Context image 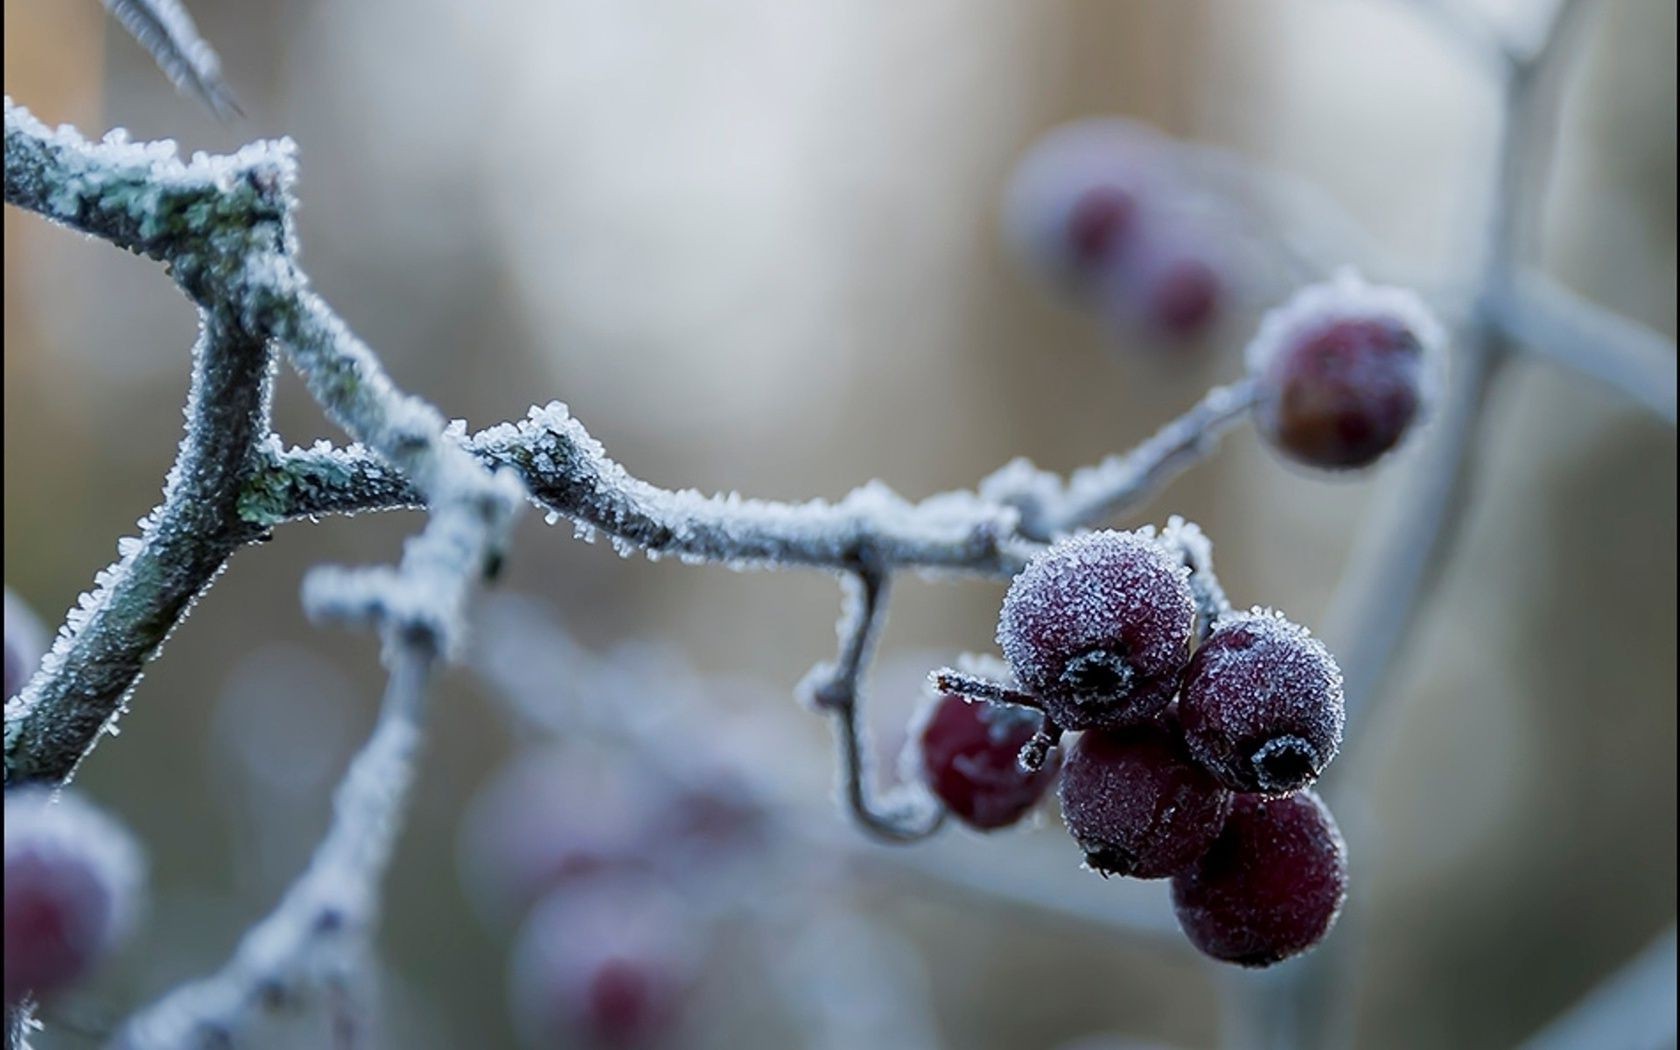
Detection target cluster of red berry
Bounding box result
[917,530,1350,967]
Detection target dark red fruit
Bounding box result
[4,791,141,1006]
[458,751,657,926]
[1057,719,1231,879]
[1254,316,1427,469]
[1144,255,1222,339]
[1170,791,1348,968]
[1179,611,1343,796]
[509,879,696,1049]
[997,530,1195,731]
[1002,120,1159,296]
[915,693,1059,831]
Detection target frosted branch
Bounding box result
[114,649,434,1049]
[981,380,1258,541]
[3,102,288,784]
[802,569,946,843]
[1490,269,1677,424]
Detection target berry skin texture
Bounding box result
[1179,610,1344,796]
[508,879,696,1049]
[1170,790,1348,968]
[4,587,46,702]
[1057,719,1232,879]
[4,790,143,1007]
[1248,272,1445,471]
[997,530,1196,731]
[915,692,1060,831]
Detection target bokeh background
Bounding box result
[3,1,1674,1047]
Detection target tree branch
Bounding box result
[1489,269,1677,424]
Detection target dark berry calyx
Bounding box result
[1059,648,1136,703]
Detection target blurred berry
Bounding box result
[1002,119,1160,296]
[1058,718,1231,878]
[4,790,143,1006]
[997,530,1195,731]
[5,587,46,702]
[914,692,1059,831]
[458,750,658,926]
[1170,791,1348,967]
[1249,273,1444,470]
[1180,611,1344,796]
[508,878,697,1049]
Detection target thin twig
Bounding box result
[113,649,435,1049]
[1489,269,1677,424]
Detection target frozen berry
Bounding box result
[1058,719,1231,878]
[1099,222,1226,343]
[4,587,46,702]
[914,692,1059,831]
[1170,790,1348,967]
[1249,273,1444,470]
[508,878,697,1049]
[4,790,143,1006]
[997,530,1195,731]
[458,750,658,926]
[1002,120,1161,296]
[1179,611,1344,796]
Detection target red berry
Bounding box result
[458,751,658,926]
[1143,254,1222,339]
[508,879,696,1049]
[1249,274,1442,470]
[4,587,46,702]
[1179,611,1344,796]
[1170,791,1348,967]
[1002,120,1160,296]
[4,790,142,1006]
[1057,719,1231,878]
[997,530,1195,731]
[915,692,1059,831]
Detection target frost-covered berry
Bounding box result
[4,790,143,1006]
[914,692,1059,831]
[1057,719,1231,878]
[997,530,1195,731]
[1248,272,1444,470]
[509,879,697,1049]
[4,587,46,702]
[458,751,658,926]
[1002,120,1161,296]
[1170,790,1348,968]
[1179,611,1343,796]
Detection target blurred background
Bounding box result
[3,1,1674,1047]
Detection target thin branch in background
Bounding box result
[1491,270,1678,425]
[102,0,243,119]
[114,649,434,1049]
[1516,926,1677,1050]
